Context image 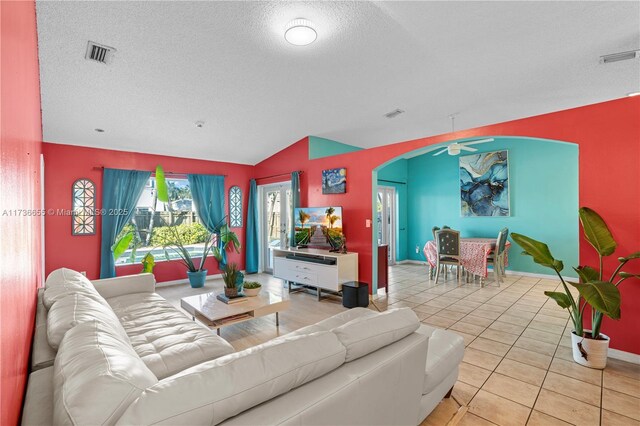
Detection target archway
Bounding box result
[370,136,579,294]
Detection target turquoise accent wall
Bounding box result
[308,136,363,159]
[377,159,408,261]
[406,137,579,277]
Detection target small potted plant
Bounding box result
[221,262,240,297]
[243,281,262,297]
[512,207,639,369]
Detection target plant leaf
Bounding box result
[155,165,169,203]
[544,291,572,309]
[511,233,564,272]
[141,252,155,273]
[579,207,616,257]
[568,280,621,320]
[574,266,599,283]
[619,272,640,279]
[112,232,133,260]
[621,252,640,261]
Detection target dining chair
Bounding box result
[434,229,461,285]
[432,226,440,240]
[487,227,509,286]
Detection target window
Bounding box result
[115,176,208,265]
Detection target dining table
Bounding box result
[423,238,511,279]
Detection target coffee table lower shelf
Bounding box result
[180,291,289,336]
[193,311,280,335]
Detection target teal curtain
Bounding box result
[100,168,151,278]
[245,179,259,274]
[187,174,226,268]
[290,171,300,246]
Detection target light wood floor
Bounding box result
[158,264,640,426]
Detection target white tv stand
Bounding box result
[272,247,358,301]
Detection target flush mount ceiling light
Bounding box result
[285,19,317,46]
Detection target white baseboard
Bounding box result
[155,273,224,288]
[395,259,427,266]
[608,348,640,364]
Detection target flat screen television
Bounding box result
[293,206,343,249]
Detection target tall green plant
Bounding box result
[154,165,240,272]
[512,207,639,341]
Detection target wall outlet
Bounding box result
[415,245,420,254]
[365,219,371,228]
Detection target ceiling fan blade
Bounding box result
[459,146,478,152]
[432,147,449,156]
[461,138,495,146]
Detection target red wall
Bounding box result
[43,143,253,282]
[0,1,43,424]
[256,97,640,354]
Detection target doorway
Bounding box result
[377,185,396,265]
[259,182,292,273]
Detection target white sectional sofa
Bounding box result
[22,268,464,426]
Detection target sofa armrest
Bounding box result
[91,273,155,299]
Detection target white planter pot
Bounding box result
[243,287,261,297]
[571,330,609,369]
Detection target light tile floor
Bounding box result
[381,264,640,426]
[158,264,640,426]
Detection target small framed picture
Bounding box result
[322,168,347,194]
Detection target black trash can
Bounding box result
[342,281,369,308]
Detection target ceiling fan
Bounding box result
[432,138,495,156]
[432,114,494,156]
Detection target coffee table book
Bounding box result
[216,293,248,304]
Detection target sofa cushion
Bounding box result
[415,324,465,395]
[47,292,130,349]
[43,267,109,310]
[22,366,54,426]
[53,321,158,425]
[32,288,57,370]
[286,307,377,337]
[116,331,346,426]
[107,292,235,379]
[332,307,420,362]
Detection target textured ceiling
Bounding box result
[36,1,640,165]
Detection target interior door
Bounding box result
[260,182,292,273]
[376,186,397,265]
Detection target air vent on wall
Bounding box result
[599,50,639,64]
[384,109,405,119]
[85,41,115,64]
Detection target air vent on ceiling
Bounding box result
[85,41,115,64]
[599,50,639,64]
[384,109,405,119]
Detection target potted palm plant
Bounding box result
[512,207,639,369]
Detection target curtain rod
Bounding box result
[378,179,407,185]
[92,166,227,177]
[255,170,303,181]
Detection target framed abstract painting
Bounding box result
[460,150,509,217]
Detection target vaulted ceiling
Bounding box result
[36,1,639,164]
